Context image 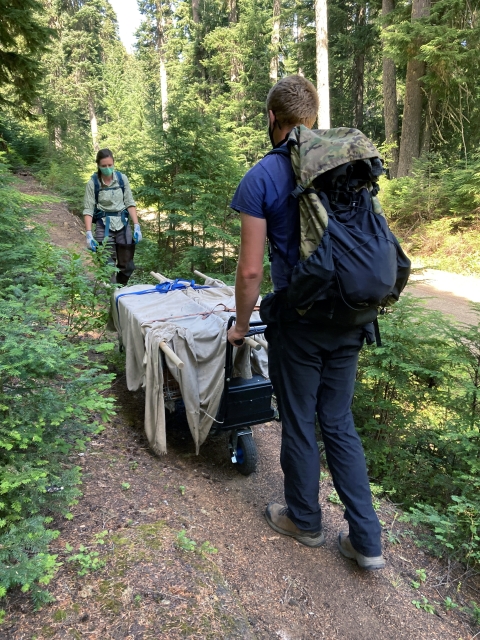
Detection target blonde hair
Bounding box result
[266,75,319,129]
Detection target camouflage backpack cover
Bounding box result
[288,125,384,259]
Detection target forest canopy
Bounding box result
[1,0,479,277]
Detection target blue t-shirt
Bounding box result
[230,148,299,291]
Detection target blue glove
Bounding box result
[133,223,142,244]
[86,230,98,252]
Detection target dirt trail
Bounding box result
[407,269,480,325]
[6,174,478,640]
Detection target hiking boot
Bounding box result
[337,531,385,570]
[265,502,325,548]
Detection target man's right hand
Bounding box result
[227,323,249,347]
[86,230,98,252]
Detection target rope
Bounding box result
[139,304,261,327]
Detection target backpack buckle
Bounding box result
[291,185,305,198]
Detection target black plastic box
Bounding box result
[218,374,275,429]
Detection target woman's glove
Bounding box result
[86,230,98,252]
[133,223,142,244]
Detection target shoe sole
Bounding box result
[337,534,385,570]
[265,512,326,548]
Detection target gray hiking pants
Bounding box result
[95,220,135,285]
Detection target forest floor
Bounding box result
[4,172,480,640]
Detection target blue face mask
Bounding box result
[99,166,114,177]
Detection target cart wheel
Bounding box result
[234,433,257,476]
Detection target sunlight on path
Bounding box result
[409,269,480,303]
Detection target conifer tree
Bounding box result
[0,0,53,110]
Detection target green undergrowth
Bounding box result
[379,154,480,276]
[353,295,480,567]
[0,115,90,216]
[0,155,116,613]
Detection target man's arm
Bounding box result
[227,213,267,345]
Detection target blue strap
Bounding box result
[115,279,210,317]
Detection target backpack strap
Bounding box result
[373,317,382,347]
[92,173,100,205]
[91,171,128,230]
[115,170,125,197]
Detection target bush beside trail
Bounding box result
[0,156,116,614]
[379,154,480,276]
[354,295,480,567]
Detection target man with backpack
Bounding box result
[227,75,409,570]
[83,148,142,285]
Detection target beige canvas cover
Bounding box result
[112,280,268,456]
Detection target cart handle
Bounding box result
[193,269,208,280]
[150,271,169,283]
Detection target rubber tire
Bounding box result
[234,433,258,476]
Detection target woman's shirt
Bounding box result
[83,172,136,232]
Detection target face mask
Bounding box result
[99,166,114,177]
[268,124,276,148]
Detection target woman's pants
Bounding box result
[94,220,135,285]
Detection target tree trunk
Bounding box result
[294,14,304,76]
[397,0,431,178]
[88,93,99,152]
[270,0,281,84]
[155,1,169,130]
[421,91,438,155]
[54,126,62,150]
[228,0,237,24]
[159,54,168,130]
[352,5,365,130]
[192,0,200,23]
[229,0,240,83]
[382,0,399,177]
[315,0,330,128]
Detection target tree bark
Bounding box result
[155,0,168,130]
[192,0,200,23]
[382,0,399,177]
[88,93,99,152]
[315,0,330,128]
[228,0,237,24]
[294,14,304,76]
[397,0,431,178]
[54,126,62,150]
[352,5,365,130]
[421,91,438,155]
[270,0,281,84]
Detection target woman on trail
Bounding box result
[83,148,142,285]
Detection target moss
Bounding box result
[96,580,127,614]
[110,534,129,546]
[52,609,67,622]
[137,521,166,550]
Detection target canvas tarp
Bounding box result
[111,279,267,456]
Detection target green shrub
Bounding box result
[0,157,116,608]
[354,296,480,565]
[379,155,480,275]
